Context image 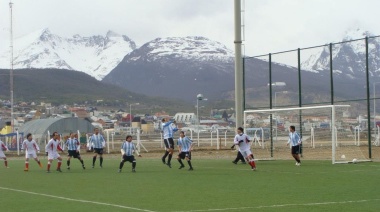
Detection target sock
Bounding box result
[25,162,29,169]
[187,160,193,169]
[79,159,84,165]
[67,160,70,167]
[168,154,172,163]
[119,161,124,170]
[132,162,136,169]
[37,160,41,165]
[5,160,8,167]
[57,160,62,169]
[100,157,103,166]
[162,151,169,160]
[92,156,96,166]
[249,159,256,168]
[47,162,51,171]
[178,159,184,166]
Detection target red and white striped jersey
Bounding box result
[22,139,40,153]
[45,139,62,153]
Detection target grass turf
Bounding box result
[0,157,379,212]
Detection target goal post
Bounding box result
[244,105,371,164]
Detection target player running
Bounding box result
[234,127,256,171]
[66,132,85,170]
[0,139,9,168]
[22,133,43,171]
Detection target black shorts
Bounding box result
[122,155,135,163]
[164,138,174,149]
[291,145,301,154]
[68,150,80,158]
[178,151,191,160]
[94,148,104,155]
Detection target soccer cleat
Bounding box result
[56,168,62,172]
[92,166,94,168]
[24,168,28,172]
[46,170,51,173]
[118,169,121,173]
[296,163,301,166]
[232,161,237,164]
[100,165,103,168]
[166,163,172,168]
[67,167,70,170]
[179,165,185,169]
[162,158,166,164]
[252,167,257,171]
[188,167,194,171]
[39,163,43,168]
[295,162,300,166]
[132,169,136,173]
[82,165,86,170]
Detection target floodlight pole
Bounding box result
[9,1,14,132]
[234,0,244,128]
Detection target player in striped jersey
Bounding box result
[0,139,9,168]
[234,127,256,171]
[65,132,85,170]
[88,128,106,168]
[21,133,43,171]
[161,118,178,168]
[45,132,64,173]
[177,131,194,171]
[118,135,141,173]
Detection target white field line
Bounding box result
[172,199,380,212]
[0,186,156,212]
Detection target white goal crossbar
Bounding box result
[244,105,351,164]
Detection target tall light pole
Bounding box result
[9,1,14,132]
[373,82,380,129]
[196,94,207,147]
[129,103,139,134]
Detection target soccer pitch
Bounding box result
[0,157,379,212]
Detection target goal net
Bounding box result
[244,105,371,164]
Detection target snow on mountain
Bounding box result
[0,29,136,80]
[127,36,234,63]
[301,29,380,77]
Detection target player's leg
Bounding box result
[47,158,53,172]
[4,157,8,168]
[186,152,193,170]
[56,156,62,172]
[166,138,174,167]
[131,156,136,172]
[99,149,104,168]
[118,156,126,172]
[34,155,42,168]
[77,154,85,169]
[177,153,185,169]
[247,153,256,170]
[162,139,169,164]
[24,155,30,171]
[67,154,72,170]
[92,151,98,168]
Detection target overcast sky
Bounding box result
[1,0,379,59]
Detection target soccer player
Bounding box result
[0,139,9,168]
[230,144,246,164]
[161,118,178,168]
[66,132,85,170]
[21,133,43,171]
[118,135,141,173]
[88,128,106,168]
[234,127,256,171]
[45,132,64,173]
[287,125,302,166]
[177,131,194,171]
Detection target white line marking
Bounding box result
[172,199,380,212]
[0,186,156,212]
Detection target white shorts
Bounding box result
[26,152,37,159]
[0,151,5,158]
[240,149,252,158]
[48,152,61,160]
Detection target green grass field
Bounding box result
[0,157,379,212]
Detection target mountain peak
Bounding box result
[106,30,120,38]
[343,28,373,41]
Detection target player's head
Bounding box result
[237,127,244,135]
[94,128,99,134]
[126,135,132,142]
[69,132,75,138]
[52,132,59,140]
[26,133,32,141]
[162,118,166,122]
[289,126,295,132]
[180,131,185,138]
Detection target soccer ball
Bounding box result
[352,158,357,164]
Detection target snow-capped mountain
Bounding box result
[0,29,136,80]
[302,29,380,78]
[103,36,236,100]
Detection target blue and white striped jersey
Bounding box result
[288,131,301,146]
[89,133,105,149]
[162,121,178,139]
[66,138,80,151]
[177,136,192,152]
[121,141,136,156]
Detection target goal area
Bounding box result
[244,105,371,164]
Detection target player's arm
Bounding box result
[120,143,125,155]
[162,121,172,127]
[1,142,8,151]
[57,143,64,153]
[33,141,40,153]
[101,135,106,148]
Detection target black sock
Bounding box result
[92,156,96,166]
[119,161,124,170]
[178,159,184,166]
[79,159,84,165]
[67,160,70,166]
[168,154,172,163]
[100,157,103,166]
[162,151,169,159]
[187,160,193,168]
[132,162,136,169]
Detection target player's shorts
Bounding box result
[291,145,301,154]
[94,148,103,154]
[25,152,37,159]
[68,150,80,158]
[0,151,5,158]
[240,149,252,158]
[178,151,191,160]
[48,152,61,160]
[164,138,174,149]
[122,155,135,163]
